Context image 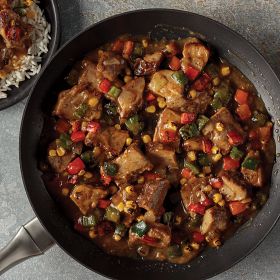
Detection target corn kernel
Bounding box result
[11,19,15,26]
[137,176,145,184]
[211,146,219,154]
[61,188,69,196]
[212,153,222,162]
[125,186,134,194]
[221,66,231,76]
[145,105,156,113]
[142,134,152,144]
[93,146,101,157]
[88,97,99,107]
[78,170,85,176]
[218,199,225,207]
[89,230,97,239]
[213,193,223,203]
[84,172,93,179]
[187,151,196,161]
[117,202,124,212]
[189,89,197,99]
[212,238,222,247]
[136,215,144,222]
[174,216,182,225]
[126,137,132,146]
[125,200,137,209]
[180,178,187,185]
[203,166,211,174]
[203,185,212,192]
[191,242,200,250]
[158,100,167,109]
[113,234,121,241]
[215,122,224,132]
[114,124,121,130]
[212,77,220,86]
[124,75,132,83]
[157,97,165,103]
[142,39,148,48]
[49,149,57,157]
[56,147,66,157]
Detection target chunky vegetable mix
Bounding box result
[41,34,275,265]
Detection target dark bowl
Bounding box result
[20,9,280,280]
[0,0,61,110]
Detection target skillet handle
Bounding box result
[0,217,54,275]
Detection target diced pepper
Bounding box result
[123,40,134,57]
[108,86,121,98]
[99,78,112,93]
[105,206,120,223]
[202,138,213,154]
[192,231,205,243]
[125,115,144,135]
[196,115,209,131]
[79,215,97,227]
[235,89,249,105]
[131,221,149,237]
[146,92,156,102]
[58,133,72,150]
[98,199,111,209]
[185,65,200,80]
[236,104,251,120]
[251,111,267,127]
[112,39,124,53]
[160,129,177,143]
[80,151,96,168]
[230,147,244,160]
[55,119,70,134]
[209,177,223,189]
[114,224,127,237]
[142,235,158,245]
[103,162,118,176]
[67,157,85,175]
[188,203,205,215]
[184,160,200,175]
[179,123,200,140]
[104,103,118,116]
[241,157,259,170]
[70,131,85,143]
[163,212,174,225]
[167,245,182,257]
[223,156,240,171]
[211,82,232,110]
[73,103,88,119]
[227,130,243,146]
[181,168,193,179]
[100,167,112,186]
[71,120,81,133]
[169,56,181,71]
[171,71,188,85]
[192,73,211,91]
[210,97,223,110]
[181,112,196,124]
[229,201,248,215]
[200,197,213,207]
[87,121,101,133]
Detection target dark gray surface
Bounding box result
[0,0,279,279]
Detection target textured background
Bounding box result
[0,0,280,279]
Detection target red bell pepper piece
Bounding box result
[192,231,205,243]
[99,78,112,93]
[234,89,249,105]
[184,65,200,80]
[71,120,81,133]
[123,40,134,57]
[160,129,177,143]
[71,131,85,142]
[180,112,196,124]
[67,157,85,175]
[87,121,101,133]
[98,199,111,209]
[181,168,193,179]
[169,56,181,71]
[100,167,112,186]
[200,197,213,207]
[209,177,223,189]
[188,203,205,215]
[202,138,213,154]
[146,92,156,102]
[229,201,248,215]
[249,129,258,139]
[142,235,158,245]
[192,73,211,91]
[55,119,71,134]
[227,130,244,146]
[112,39,124,53]
[236,104,252,120]
[223,156,240,171]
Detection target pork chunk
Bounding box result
[137,179,170,215]
[185,91,212,114]
[146,142,178,170]
[78,60,102,89]
[202,107,246,154]
[70,184,108,215]
[201,206,229,235]
[113,143,153,185]
[117,77,145,119]
[183,137,203,151]
[53,84,102,121]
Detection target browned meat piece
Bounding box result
[47,141,82,173]
[97,50,126,81]
[113,143,153,185]
[185,91,212,114]
[85,127,129,158]
[70,184,108,215]
[181,37,210,73]
[183,137,203,151]
[137,179,170,215]
[128,223,171,249]
[202,107,246,154]
[117,77,145,119]
[181,177,209,209]
[220,171,248,201]
[146,142,178,170]
[134,51,163,76]
[148,70,188,111]
[153,108,181,150]
[241,150,264,187]
[78,59,102,89]
[201,206,229,235]
[53,84,102,121]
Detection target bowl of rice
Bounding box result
[0,0,60,110]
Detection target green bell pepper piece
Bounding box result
[230,147,244,160]
[171,71,188,86]
[131,221,149,237]
[242,157,259,170]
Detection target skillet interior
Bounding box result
[20,9,280,280]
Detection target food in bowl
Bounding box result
[40,34,275,264]
[0,0,51,99]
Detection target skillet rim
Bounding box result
[19,8,280,280]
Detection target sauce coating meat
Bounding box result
[40,34,275,264]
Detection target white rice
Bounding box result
[0,1,51,99]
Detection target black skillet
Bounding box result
[1,9,280,280]
[0,0,61,110]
